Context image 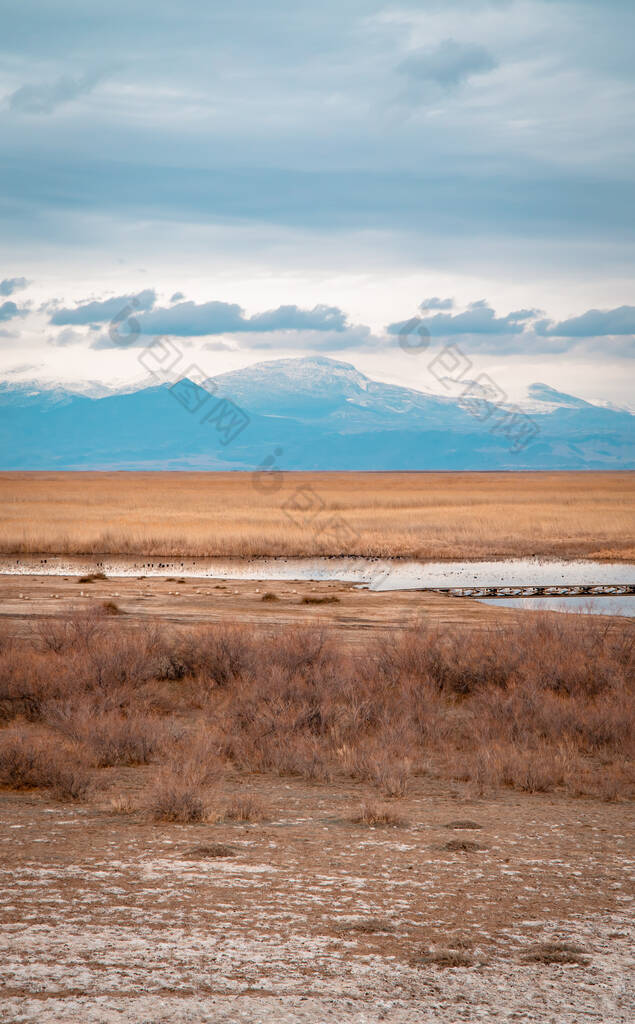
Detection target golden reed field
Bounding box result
[0,470,633,561]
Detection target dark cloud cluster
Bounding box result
[399,38,497,93]
[420,297,454,311]
[0,277,29,296]
[49,293,348,338]
[50,289,157,326]
[387,301,539,337]
[99,299,348,344]
[6,70,105,115]
[47,292,356,349]
[46,288,635,358]
[535,305,635,337]
[386,299,635,355]
[0,301,26,322]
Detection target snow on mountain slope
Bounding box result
[0,356,633,469]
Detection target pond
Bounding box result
[477,595,635,618]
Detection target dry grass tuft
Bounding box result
[78,572,107,583]
[102,600,122,615]
[351,801,407,827]
[261,592,279,601]
[108,794,137,815]
[222,794,267,822]
[301,595,340,605]
[416,949,475,968]
[447,936,475,950]
[445,820,483,830]
[184,843,236,858]
[523,941,590,965]
[338,916,396,934]
[443,839,484,852]
[148,771,210,823]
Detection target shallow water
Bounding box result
[478,596,635,618]
[2,553,633,596]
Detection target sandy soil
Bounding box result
[1,774,633,1023]
[2,573,633,647]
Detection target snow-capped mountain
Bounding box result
[209,356,455,428]
[0,356,633,469]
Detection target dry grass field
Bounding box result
[0,470,633,561]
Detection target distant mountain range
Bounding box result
[1,356,633,469]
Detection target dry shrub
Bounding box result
[2,619,165,724]
[62,608,106,651]
[4,611,634,803]
[35,616,73,654]
[453,742,574,795]
[301,595,340,605]
[351,801,406,827]
[147,728,221,823]
[261,592,279,602]
[194,625,248,687]
[0,731,90,801]
[149,773,209,823]
[0,626,14,654]
[74,628,157,693]
[55,704,168,766]
[0,648,50,721]
[371,756,411,798]
[222,793,267,822]
[36,607,113,657]
[209,616,631,798]
[102,600,121,616]
[261,626,330,678]
[376,614,633,699]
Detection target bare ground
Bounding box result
[0,774,633,1023]
[1,571,628,645]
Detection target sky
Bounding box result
[1,0,634,406]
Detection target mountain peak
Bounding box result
[208,355,369,399]
[527,382,592,409]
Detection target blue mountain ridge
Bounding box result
[1,356,633,469]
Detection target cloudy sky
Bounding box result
[1,0,634,405]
